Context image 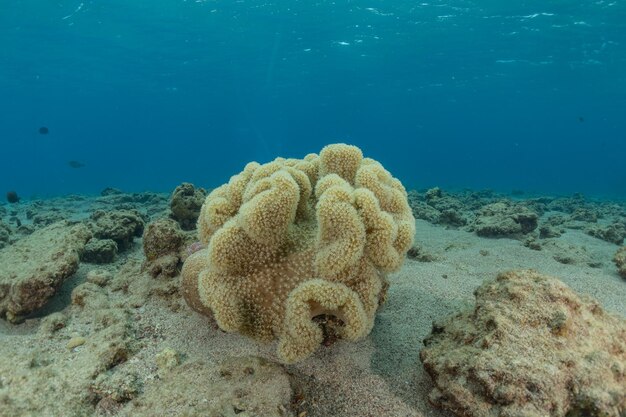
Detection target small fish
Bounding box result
[39,126,49,134]
[578,116,584,122]
[6,191,20,203]
[68,160,86,168]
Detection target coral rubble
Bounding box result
[182,143,415,363]
[420,270,626,417]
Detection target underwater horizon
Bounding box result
[1,0,625,199]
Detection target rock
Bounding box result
[570,208,598,222]
[38,312,68,335]
[71,282,109,309]
[82,238,118,264]
[100,187,123,196]
[86,269,113,287]
[438,209,467,227]
[542,240,601,268]
[90,210,144,251]
[424,187,442,201]
[409,200,441,224]
[586,223,626,245]
[0,221,91,322]
[523,235,542,251]
[614,247,626,278]
[539,224,562,238]
[471,201,538,237]
[143,219,185,261]
[32,211,65,227]
[155,348,181,374]
[122,356,293,417]
[169,183,207,230]
[142,218,187,278]
[420,270,626,417]
[406,244,437,262]
[90,370,142,405]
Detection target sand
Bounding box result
[0,193,624,417]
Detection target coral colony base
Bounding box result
[0,144,624,416]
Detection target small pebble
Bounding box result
[156,347,181,372]
[67,336,86,349]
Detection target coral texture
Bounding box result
[182,144,415,363]
[420,270,626,417]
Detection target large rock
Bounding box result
[0,221,91,322]
[420,270,626,417]
[586,223,626,245]
[169,183,206,230]
[471,201,538,237]
[142,218,188,278]
[90,210,144,251]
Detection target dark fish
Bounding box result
[578,116,584,122]
[6,191,20,203]
[39,126,49,134]
[68,160,86,168]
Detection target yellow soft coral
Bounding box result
[182,144,415,363]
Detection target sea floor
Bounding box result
[0,188,624,417]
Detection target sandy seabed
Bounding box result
[0,191,624,417]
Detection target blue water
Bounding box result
[1,0,625,198]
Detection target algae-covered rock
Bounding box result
[586,222,626,245]
[90,210,144,251]
[82,238,118,264]
[471,201,538,237]
[420,270,626,417]
[32,211,65,227]
[169,183,207,230]
[0,221,91,322]
[142,218,187,278]
[614,246,626,278]
[122,356,293,417]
